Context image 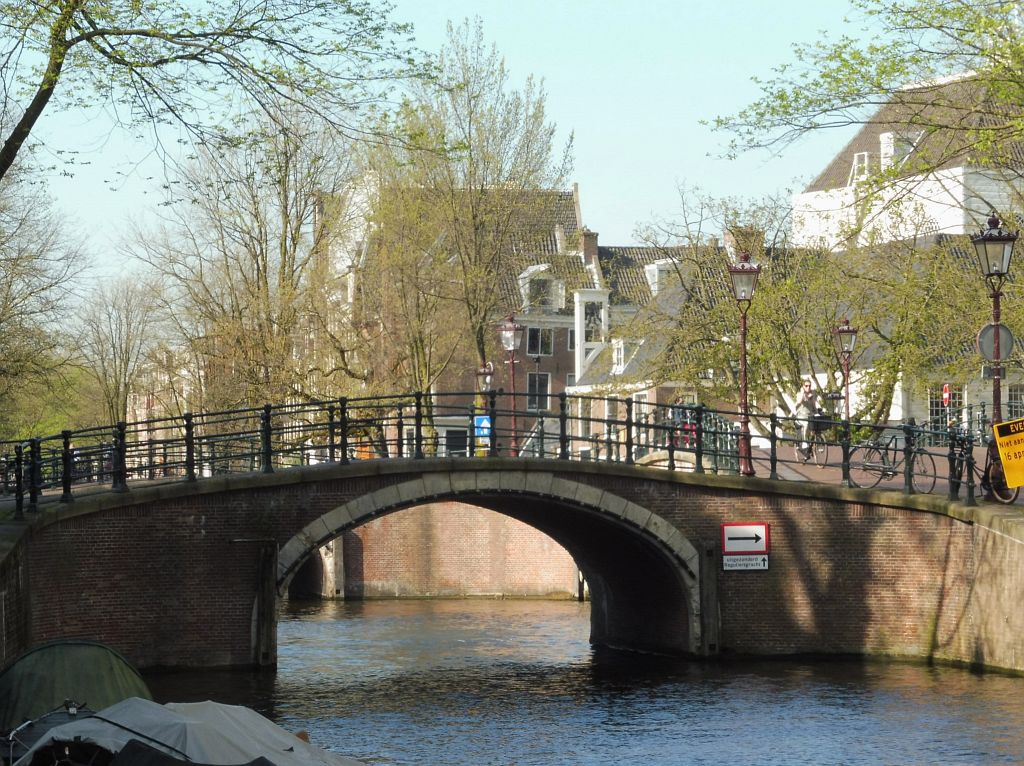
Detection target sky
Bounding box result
[35,0,867,267]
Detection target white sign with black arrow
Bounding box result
[721,522,769,555]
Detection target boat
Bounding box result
[14,697,366,766]
[0,639,152,764]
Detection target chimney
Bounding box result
[723,226,764,258]
[581,228,599,267]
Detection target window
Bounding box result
[566,373,576,388]
[527,327,554,356]
[528,278,554,309]
[584,302,603,343]
[928,385,963,426]
[1009,385,1024,420]
[528,372,550,411]
[567,328,576,351]
[612,340,626,374]
[443,429,468,457]
[847,151,870,185]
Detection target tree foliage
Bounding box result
[0,0,417,182]
[0,167,86,437]
[715,0,1024,181]
[130,113,356,411]
[362,19,573,372]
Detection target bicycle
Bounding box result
[793,409,829,467]
[949,430,1019,504]
[848,429,936,493]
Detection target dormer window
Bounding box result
[644,259,677,296]
[880,130,922,170]
[519,265,565,312]
[612,339,626,374]
[847,151,870,185]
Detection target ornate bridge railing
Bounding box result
[0,391,1003,519]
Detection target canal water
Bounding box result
[146,600,1024,765]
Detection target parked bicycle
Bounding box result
[848,428,936,493]
[949,429,1019,504]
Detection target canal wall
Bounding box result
[289,501,579,599]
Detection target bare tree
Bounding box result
[78,275,163,425]
[131,113,357,411]
[362,19,573,369]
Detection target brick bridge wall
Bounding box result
[2,458,1023,672]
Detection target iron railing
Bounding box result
[0,392,1004,519]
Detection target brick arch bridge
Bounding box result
[3,458,1024,673]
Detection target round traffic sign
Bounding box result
[977,323,1015,362]
[942,383,950,407]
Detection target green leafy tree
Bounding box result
[715,0,1024,191]
[0,0,417,182]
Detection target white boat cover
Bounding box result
[14,697,364,766]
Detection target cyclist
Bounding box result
[795,379,818,461]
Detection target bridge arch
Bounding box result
[277,471,704,655]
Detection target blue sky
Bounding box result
[37,1,865,261]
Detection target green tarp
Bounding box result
[0,640,151,731]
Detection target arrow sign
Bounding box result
[721,522,770,555]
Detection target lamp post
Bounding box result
[497,315,524,456]
[728,251,761,476]
[476,361,494,393]
[833,318,858,422]
[971,213,1019,424]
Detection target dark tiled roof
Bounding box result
[804,76,1024,193]
[599,245,730,308]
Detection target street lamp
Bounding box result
[476,361,494,392]
[833,318,858,422]
[972,212,1018,423]
[728,251,761,476]
[497,315,524,455]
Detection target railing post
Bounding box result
[558,392,569,460]
[113,422,128,492]
[901,422,914,493]
[414,392,424,460]
[625,398,635,465]
[841,420,852,486]
[337,398,350,465]
[537,412,546,457]
[260,404,274,474]
[327,404,337,463]
[61,430,74,502]
[694,406,705,474]
[768,413,779,480]
[395,407,404,458]
[184,412,197,481]
[14,444,23,521]
[965,433,978,506]
[947,424,959,501]
[28,438,41,511]
[667,423,676,472]
[488,390,498,458]
[604,397,615,462]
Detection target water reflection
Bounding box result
[145,600,1024,765]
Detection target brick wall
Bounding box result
[342,501,578,599]
[4,462,1023,672]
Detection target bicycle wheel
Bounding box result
[848,446,883,488]
[911,449,936,494]
[811,435,829,467]
[988,460,1019,504]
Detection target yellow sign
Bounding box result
[992,417,1024,488]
